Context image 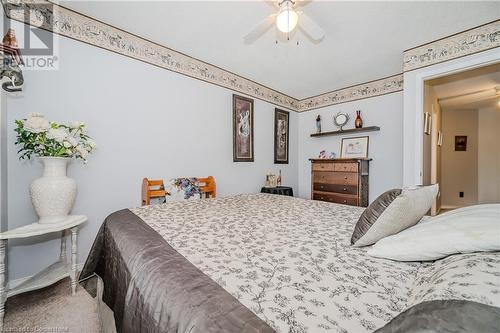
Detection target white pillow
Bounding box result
[367,204,500,261]
[353,184,439,247]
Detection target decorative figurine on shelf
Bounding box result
[318,150,327,159]
[355,110,364,128]
[333,112,349,131]
[329,152,337,159]
[316,115,322,133]
[1,28,24,92]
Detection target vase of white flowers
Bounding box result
[14,113,96,224]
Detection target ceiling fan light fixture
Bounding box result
[276,6,298,33]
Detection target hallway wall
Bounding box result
[441,109,478,207]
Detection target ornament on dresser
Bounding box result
[354,110,363,128]
[316,115,321,133]
[14,113,96,224]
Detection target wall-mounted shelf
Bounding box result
[310,126,380,138]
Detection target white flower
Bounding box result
[76,145,89,159]
[70,121,85,129]
[65,136,79,147]
[27,112,44,118]
[87,139,96,149]
[63,141,72,148]
[46,128,68,143]
[24,116,50,133]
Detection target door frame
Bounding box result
[402,48,499,187]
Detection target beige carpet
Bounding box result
[4,277,101,333]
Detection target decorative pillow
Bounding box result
[350,189,402,245]
[367,204,500,261]
[352,184,439,247]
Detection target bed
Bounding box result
[80,194,500,333]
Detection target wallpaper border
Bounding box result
[2,1,497,113]
[297,74,404,112]
[2,0,299,111]
[403,20,500,72]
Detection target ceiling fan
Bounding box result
[244,0,325,44]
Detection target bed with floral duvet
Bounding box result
[80,193,500,333]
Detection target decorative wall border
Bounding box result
[2,0,299,110]
[2,1,497,113]
[297,74,404,112]
[403,20,500,72]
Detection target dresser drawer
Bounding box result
[313,183,358,195]
[313,172,358,186]
[333,162,358,173]
[312,163,334,172]
[312,192,359,206]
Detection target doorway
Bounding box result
[423,63,500,215]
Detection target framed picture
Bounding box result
[455,135,467,151]
[341,136,369,158]
[274,108,289,164]
[233,94,254,162]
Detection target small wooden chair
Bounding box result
[198,176,216,199]
[141,178,169,206]
[141,176,216,205]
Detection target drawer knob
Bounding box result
[320,185,324,189]
[343,200,347,203]
[320,197,324,200]
[344,176,347,180]
[343,187,347,191]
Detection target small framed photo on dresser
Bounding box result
[341,136,369,158]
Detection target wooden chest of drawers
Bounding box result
[310,158,370,207]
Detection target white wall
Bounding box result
[441,109,478,207]
[478,106,500,203]
[5,31,298,280]
[297,92,404,201]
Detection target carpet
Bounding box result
[3,277,101,333]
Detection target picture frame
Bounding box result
[233,94,254,162]
[341,136,369,158]
[455,135,467,151]
[274,108,289,164]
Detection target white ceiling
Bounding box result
[61,1,500,99]
[429,63,500,110]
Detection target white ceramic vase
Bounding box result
[30,157,77,224]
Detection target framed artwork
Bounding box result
[233,94,254,162]
[341,136,369,158]
[274,108,289,164]
[455,135,467,151]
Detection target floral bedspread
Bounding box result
[131,194,422,332]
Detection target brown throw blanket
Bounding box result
[79,209,274,333]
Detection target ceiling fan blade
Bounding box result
[298,12,325,42]
[262,0,279,9]
[244,14,277,44]
[296,0,313,7]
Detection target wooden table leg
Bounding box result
[0,239,7,329]
[70,227,78,296]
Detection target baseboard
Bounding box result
[7,262,85,290]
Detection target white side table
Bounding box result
[0,215,87,328]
